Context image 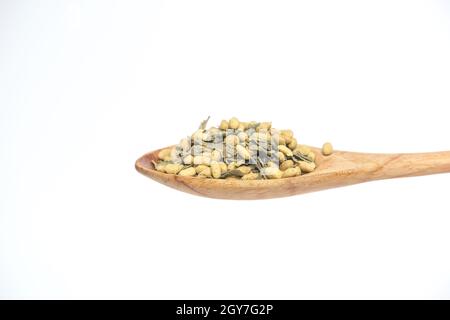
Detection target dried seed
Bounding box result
[288,138,297,150]
[218,162,227,173]
[237,166,252,175]
[158,148,171,160]
[280,160,294,171]
[322,142,333,156]
[219,120,229,130]
[154,161,167,172]
[247,121,259,129]
[299,161,316,173]
[282,167,301,178]
[211,162,221,179]
[165,163,183,174]
[227,162,237,171]
[278,151,286,163]
[278,145,293,157]
[281,129,293,138]
[195,165,208,174]
[256,122,272,131]
[178,167,196,176]
[261,167,283,179]
[153,117,318,179]
[198,167,212,178]
[241,172,259,180]
[229,117,240,129]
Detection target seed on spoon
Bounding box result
[158,148,171,160]
[211,162,222,179]
[178,167,196,176]
[229,117,240,129]
[322,142,333,156]
[282,167,301,178]
[153,117,323,180]
[219,120,229,130]
[165,163,184,174]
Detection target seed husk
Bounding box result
[295,145,311,155]
[211,150,222,162]
[225,135,240,145]
[236,145,251,160]
[183,155,194,165]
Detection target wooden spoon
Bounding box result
[135,146,450,200]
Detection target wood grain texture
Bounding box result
[135,146,450,200]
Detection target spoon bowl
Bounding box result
[135,146,450,200]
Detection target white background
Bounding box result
[1,0,450,299]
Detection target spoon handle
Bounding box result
[368,151,450,180]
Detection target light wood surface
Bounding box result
[135,146,450,200]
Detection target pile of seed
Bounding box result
[153,117,333,180]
